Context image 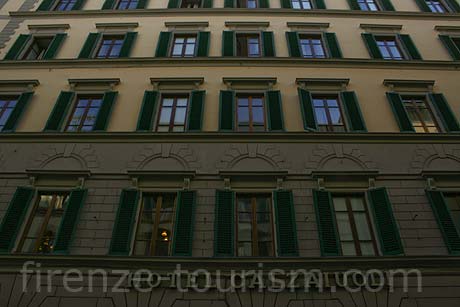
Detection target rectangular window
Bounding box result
[333,195,378,256]
[402,96,440,133]
[236,94,266,132]
[156,95,189,132]
[0,96,18,131]
[116,0,138,9]
[237,0,257,8]
[21,37,54,60]
[53,0,77,11]
[291,0,313,9]
[95,35,124,59]
[312,95,346,132]
[299,34,326,58]
[445,194,460,232]
[18,193,69,253]
[236,34,261,57]
[358,0,380,11]
[181,0,201,7]
[133,193,177,256]
[236,194,274,256]
[171,35,197,57]
[65,95,103,132]
[375,36,405,60]
[426,0,449,12]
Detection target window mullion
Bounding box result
[251,196,258,256]
[33,195,57,253]
[363,197,380,255]
[345,197,362,256]
[151,195,163,256]
[169,98,178,132]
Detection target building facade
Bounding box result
[0,0,460,306]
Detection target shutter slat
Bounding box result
[2,92,34,132]
[415,0,432,11]
[380,0,395,11]
[53,189,87,254]
[219,90,235,131]
[224,0,234,7]
[215,190,235,256]
[386,92,415,132]
[222,31,235,56]
[313,190,341,256]
[274,190,298,256]
[136,91,158,131]
[119,32,137,57]
[398,34,422,60]
[72,0,85,10]
[44,91,75,131]
[93,91,117,131]
[266,90,284,131]
[347,0,360,10]
[187,90,205,131]
[341,91,367,132]
[258,0,269,8]
[314,0,326,9]
[78,33,100,59]
[429,93,460,132]
[362,33,383,59]
[172,191,196,256]
[4,34,31,60]
[298,88,317,131]
[37,0,54,10]
[109,189,139,255]
[447,0,460,12]
[324,32,342,59]
[137,0,147,9]
[155,32,172,57]
[203,0,213,8]
[286,32,301,57]
[102,0,116,9]
[281,0,291,8]
[196,32,210,57]
[167,0,180,8]
[439,35,460,60]
[43,33,67,59]
[368,188,404,255]
[262,31,275,57]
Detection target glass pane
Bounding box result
[360,242,375,256]
[238,242,252,256]
[238,223,252,241]
[350,197,365,211]
[258,241,273,256]
[0,109,12,126]
[185,43,196,56]
[314,108,327,125]
[336,212,353,241]
[257,222,271,241]
[134,240,149,256]
[83,108,99,126]
[341,241,356,256]
[333,197,347,211]
[238,198,252,211]
[329,108,342,125]
[313,44,325,57]
[174,108,187,125]
[238,107,249,123]
[354,212,372,241]
[238,97,249,106]
[162,98,174,107]
[172,44,183,56]
[159,108,172,125]
[252,107,265,124]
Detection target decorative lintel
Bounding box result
[219,171,288,179]
[434,25,460,33]
[150,77,204,90]
[27,24,70,31]
[225,21,270,28]
[296,78,349,91]
[223,77,277,90]
[359,23,403,32]
[95,22,139,29]
[421,171,459,181]
[127,170,196,178]
[286,22,330,30]
[0,79,40,91]
[164,21,209,29]
[311,171,379,178]
[383,79,435,91]
[68,78,120,90]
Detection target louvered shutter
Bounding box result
[215,190,235,256]
[274,190,298,256]
[196,31,210,57]
[398,34,422,60]
[136,91,158,131]
[102,0,116,9]
[362,33,383,59]
[262,31,275,57]
[78,33,100,59]
[298,88,317,131]
[155,32,172,57]
[172,191,196,256]
[119,32,137,57]
[324,32,343,58]
[43,33,67,59]
[44,91,75,131]
[313,189,341,256]
[429,93,460,132]
[266,90,284,131]
[2,92,34,132]
[341,91,367,132]
[439,35,460,60]
[4,34,31,60]
[286,32,301,57]
[93,91,117,131]
[219,90,235,131]
[222,31,235,56]
[187,90,205,131]
[386,92,415,132]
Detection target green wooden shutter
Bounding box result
[109,189,139,255]
[426,190,460,254]
[37,0,54,11]
[386,92,415,132]
[347,0,360,10]
[324,32,343,58]
[274,190,298,256]
[281,0,291,8]
[258,0,269,8]
[219,90,234,131]
[43,33,67,59]
[398,34,422,60]
[172,191,196,256]
[266,90,284,131]
[298,88,317,131]
[78,33,100,59]
[447,0,460,12]
[362,33,383,59]
[0,187,35,253]
[168,0,180,8]
[44,91,75,131]
[222,31,235,56]
[136,91,158,131]
[368,187,404,255]
[429,93,460,132]
[314,0,326,9]
[415,0,431,11]
[203,0,213,8]
[155,32,172,57]
[187,90,205,131]
[196,31,210,57]
[380,0,395,11]
[53,188,87,254]
[224,0,234,7]
[72,0,85,10]
[93,91,117,131]
[262,31,275,57]
[119,32,137,57]
[4,34,31,60]
[313,190,340,256]
[215,190,235,257]
[102,0,116,9]
[439,35,460,60]
[286,32,301,57]
[341,91,367,132]
[2,92,33,132]
[137,0,147,8]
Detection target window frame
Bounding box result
[291,0,314,9]
[401,94,442,133]
[63,93,104,132]
[357,0,381,11]
[311,93,348,132]
[52,0,77,11]
[115,0,139,9]
[180,0,203,8]
[425,0,452,13]
[17,35,55,61]
[170,33,198,58]
[298,33,328,59]
[0,95,19,132]
[237,0,258,8]
[374,35,408,60]
[155,93,190,132]
[235,92,267,132]
[235,32,262,57]
[94,34,126,59]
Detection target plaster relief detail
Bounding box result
[410,144,460,173]
[34,144,99,170]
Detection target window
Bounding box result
[116,0,138,9]
[291,0,313,9]
[133,193,177,256]
[452,37,460,49]
[171,35,197,57]
[53,0,77,11]
[312,95,346,132]
[333,195,378,256]
[181,0,201,8]
[95,35,124,59]
[445,194,460,232]
[156,95,189,132]
[236,94,266,132]
[17,193,69,253]
[236,34,261,57]
[426,0,450,12]
[0,96,18,131]
[358,0,380,11]
[237,0,257,8]
[20,37,53,60]
[375,36,405,60]
[236,194,274,256]
[299,34,326,58]
[65,95,103,132]
[401,96,440,133]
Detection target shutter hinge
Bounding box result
[426,177,436,190]
[224,177,231,190]
[183,178,191,190]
